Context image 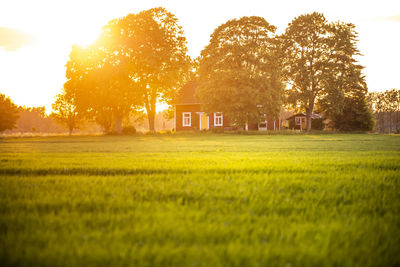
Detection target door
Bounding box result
[301,117,306,130]
[200,114,209,130]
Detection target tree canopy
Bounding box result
[281,12,368,131]
[117,8,191,132]
[65,42,136,133]
[197,16,282,127]
[64,7,190,133]
[58,9,376,133]
[0,93,19,132]
[51,88,82,135]
[368,89,400,133]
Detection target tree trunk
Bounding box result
[148,111,155,133]
[68,126,73,136]
[305,97,315,131]
[114,115,122,134]
[305,111,312,131]
[148,96,157,133]
[144,90,157,133]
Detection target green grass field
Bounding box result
[0,133,399,266]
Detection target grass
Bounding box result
[0,133,399,266]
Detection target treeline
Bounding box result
[0,101,60,134]
[0,103,93,135]
[2,8,389,134]
[0,95,173,135]
[55,8,374,133]
[368,89,400,133]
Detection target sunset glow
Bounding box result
[0,0,399,111]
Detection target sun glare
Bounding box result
[72,27,102,47]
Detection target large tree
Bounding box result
[65,43,136,134]
[115,8,191,132]
[0,93,19,132]
[65,8,190,133]
[197,16,282,127]
[281,12,367,131]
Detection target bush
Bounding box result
[311,118,324,130]
[122,126,136,135]
[212,128,224,133]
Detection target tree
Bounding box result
[368,89,400,133]
[331,88,374,131]
[65,43,135,134]
[15,106,63,133]
[385,89,400,133]
[51,89,82,135]
[0,93,19,132]
[281,12,366,131]
[114,7,191,132]
[197,16,282,128]
[65,8,190,133]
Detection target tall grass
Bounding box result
[0,134,399,266]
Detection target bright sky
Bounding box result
[0,0,399,112]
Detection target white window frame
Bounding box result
[295,117,302,125]
[214,112,223,127]
[182,112,191,127]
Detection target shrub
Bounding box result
[311,118,324,130]
[122,126,136,135]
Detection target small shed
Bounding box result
[287,112,323,130]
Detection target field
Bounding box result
[0,133,399,266]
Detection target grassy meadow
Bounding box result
[0,133,399,266]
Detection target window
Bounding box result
[214,112,223,126]
[182,112,191,127]
[295,117,301,125]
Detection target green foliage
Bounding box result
[0,134,400,266]
[65,43,136,133]
[0,94,19,133]
[0,93,19,132]
[104,7,191,132]
[65,7,191,133]
[121,125,136,135]
[331,92,374,132]
[197,16,283,127]
[51,90,82,135]
[311,118,324,130]
[12,106,63,134]
[281,12,365,131]
[368,89,400,133]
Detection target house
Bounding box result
[287,112,323,130]
[174,81,281,131]
[174,81,229,131]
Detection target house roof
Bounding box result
[175,80,201,105]
[287,112,322,120]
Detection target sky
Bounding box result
[0,0,399,112]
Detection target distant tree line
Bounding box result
[0,97,66,134]
[368,89,400,133]
[2,9,382,134]
[0,93,19,132]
